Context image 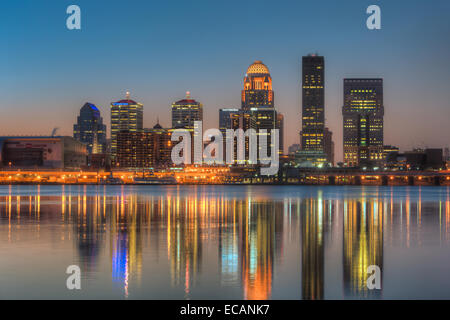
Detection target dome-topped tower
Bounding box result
[246,60,270,75]
[242,60,274,109]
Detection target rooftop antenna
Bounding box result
[51,127,59,137]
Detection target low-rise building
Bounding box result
[0,136,87,170]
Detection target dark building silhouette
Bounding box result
[73,103,107,154]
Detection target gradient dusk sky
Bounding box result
[1,0,450,162]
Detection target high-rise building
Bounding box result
[171,92,203,163]
[343,79,384,167]
[301,55,325,152]
[249,107,278,162]
[219,108,240,136]
[241,61,274,110]
[110,92,143,159]
[73,103,107,154]
[297,54,332,167]
[171,91,203,130]
[219,61,279,165]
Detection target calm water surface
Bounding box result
[1,185,450,299]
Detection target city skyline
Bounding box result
[2,0,450,163]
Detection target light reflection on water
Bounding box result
[0,185,450,300]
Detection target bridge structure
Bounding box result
[280,169,450,186]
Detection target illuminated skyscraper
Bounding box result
[297,54,332,167]
[241,61,274,110]
[301,55,325,152]
[73,102,107,154]
[219,108,240,134]
[171,91,203,130]
[171,92,203,163]
[110,92,143,159]
[343,79,384,167]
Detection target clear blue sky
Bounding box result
[1,0,450,161]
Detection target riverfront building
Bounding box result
[73,102,107,154]
[110,92,143,160]
[297,54,333,167]
[0,136,87,169]
[115,123,172,169]
[342,79,384,167]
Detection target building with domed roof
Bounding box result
[241,60,274,110]
[73,102,107,154]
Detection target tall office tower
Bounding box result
[73,102,107,154]
[241,60,274,110]
[342,79,384,167]
[249,107,278,163]
[301,55,325,152]
[110,92,143,159]
[219,108,240,136]
[171,92,203,163]
[171,91,203,129]
[296,54,330,167]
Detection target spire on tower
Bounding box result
[126,91,130,99]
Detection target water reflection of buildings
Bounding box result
[240,200,284,300]
[301,194,328,300]
[343,198,383,299]
[69,189,107,273]
[2,186,450,300]
[109,194,143,298]
[166,195,203,297]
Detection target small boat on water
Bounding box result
[133,176,177,185]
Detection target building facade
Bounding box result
[301,55,325,152]
[342,79,384,167]
[171,92,203,163]
[323,127,334,166]
[0,136,87,169]
[241,61,274,110]
[110,92,143,159]
[115,123,172,169]
[171,92,203,130]
[297,55,333,167]
[73,102,107,154]
[219,108,240,136]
